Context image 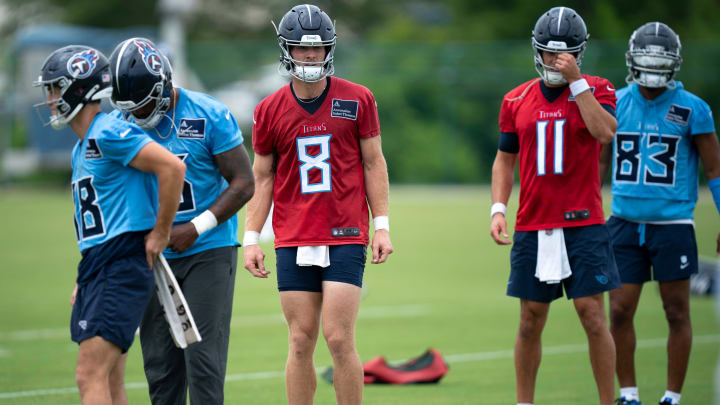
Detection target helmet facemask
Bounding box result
[626,45,682,88]
[112,80,171,129]
[532,39,586,85]
[33,76,109,130]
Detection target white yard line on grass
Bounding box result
[0,328,67,341]
[443,334,720,363]
[2,333,718,400]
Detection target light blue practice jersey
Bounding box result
[611,82,715,221]
[71,113,156,252]
[113,88,243,258]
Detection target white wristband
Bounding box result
[242,231,260,246]
[373,216,390,232]
[490,202,507,219]
[569,78,590,97]
[190,210,218,236]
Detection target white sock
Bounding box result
[661,390,681,404]
[620,386,639,401]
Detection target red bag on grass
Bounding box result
[323,348,450,385]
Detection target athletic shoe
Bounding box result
[615,398,642,405]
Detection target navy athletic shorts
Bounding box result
[507,224,620,302]
[276,244,366,292]
[71,231,154,352]
[607,216,698,284]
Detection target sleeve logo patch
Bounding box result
[330,99,359,120]
[177,118,206,139]
[665,104,691,126]
[85,139,103,159]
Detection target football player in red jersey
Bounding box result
[242,4,393,405]
[489,7,620,405]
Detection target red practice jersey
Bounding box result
[498,75,617,231]
[252,77,380,247]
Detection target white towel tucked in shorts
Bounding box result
[535,228,572,284]
[297,245,330,268]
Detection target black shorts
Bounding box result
[507,224,620,302]
[607,216,698,284]
[276,244,366,292]
[71,231,154,352]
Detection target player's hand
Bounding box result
[554,53,582,84]
[371,229,393,264]
[168,222,199,254]
[244,244,270,278]
[70,283,78,307]
[145,229,170,268]
[490,214,512,245]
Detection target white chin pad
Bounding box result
[293,65,323,82]
[135,113,164,129]
[636,72,668,88]
[545,70,566,85]
[50,115,67,130]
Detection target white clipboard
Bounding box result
[152,253,202,349]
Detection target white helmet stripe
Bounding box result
[557,7,564,34]
[306,4,312,25]
[114,39,134,93]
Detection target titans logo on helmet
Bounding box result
[134,40,163,76]
[66,49,99,79]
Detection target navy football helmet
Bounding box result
[109,37,173,129]
[532,7,588,85]
[626,22,682,88]
[33,45,112,130]
[272,4,336,82]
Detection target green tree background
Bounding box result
[4,0,720,183]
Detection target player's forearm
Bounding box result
[154,163,185,234]
[364,155,390,218]
[696,133,720,181]
[209,177,255,225]
[575,93,617,144]
[244,173,273,232]
[209,145,255,224]
[491,152,515,204]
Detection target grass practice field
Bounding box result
[0,185,718,404]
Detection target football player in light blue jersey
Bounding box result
[33,45,185,405]
[109,38,254,405]
[600,23,720,405]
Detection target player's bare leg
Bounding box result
[574,293,616,405]
[659,279,692,393]
[610,283,644,388]
[76,336,123,405]
[321,281,363,405]
[108,353,128,405]
[280,291,323,405]
[515,299,550,403]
